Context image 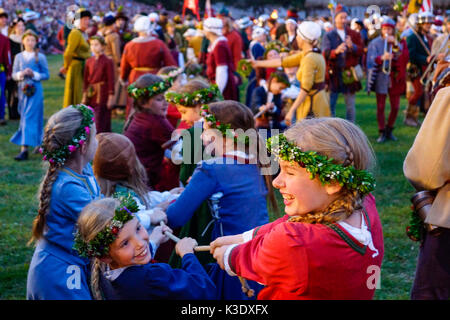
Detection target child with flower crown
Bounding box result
[92,132,184,235]
[123,73,174,192]
[211,118,384,300]
[74,197,216,300]
[10,29,49,161]
[164,79,221,268]
[27,104,101,300]
[166,100,278,299]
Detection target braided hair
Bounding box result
[28,107,93,245]
[285,118,375,224]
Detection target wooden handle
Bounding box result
[194,245,211,252]
[160,221,210,252]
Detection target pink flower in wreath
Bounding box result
[43,155,47,161]
[68,145,77,153]
[85,126,90,135]
[49,158,54,163]
[79,139,85,146]
[38,147,43,154]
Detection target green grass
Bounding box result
[0,55,420,299]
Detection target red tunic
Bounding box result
[124,112,174,190]
[229,194,384,300]
[206,39,238,101]
[166,103,181,128]
[83,54,115,133]
[120,38,176,117]
[225,29,243,70]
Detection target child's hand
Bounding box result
[212,245,230,270]
[59,67,67,75]
[176,237,198,258]
[169,187,184,195]
[107,94,115,110]
[150,208,167,225]
[209,234,244,254]
[149,225,172,246]
[156,200,171,211]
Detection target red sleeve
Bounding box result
[106,57,115,94]
[352,31,364,57]
[214,42,230,67]
[231,32,243,69]
[230,222,309,295]
[120,43,131,81]
[5,38,11,77]
[151,118,174,146]
[252,215,290,238]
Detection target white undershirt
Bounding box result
[337,29,346,42]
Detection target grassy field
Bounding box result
[0,55,420,299]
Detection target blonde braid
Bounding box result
[90,258,105,300]
[28,164,60,245]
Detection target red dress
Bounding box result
[229,194,384,300]
[124,112,174,191]
[83,54,115,133]
[225,29,243,70]
[206,38,238,101]
[120,38,176,117]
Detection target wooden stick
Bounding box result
[160,222,211,252]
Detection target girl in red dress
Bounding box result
[211,117,384,300]
[203,18,238,101]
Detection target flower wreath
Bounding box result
[267,134,376,195]
[127,77,174,100]
[264,41,289,58]
[39,104,94,165]
[237,59,253,79]
[200,105,250,145]
[73,193,139,259]
[165,84,222,106]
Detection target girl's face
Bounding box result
[15,21,25,35]
[266,49,279,60]
[22,35,37,51]
[143,94,169,116]
[272,160,340,217]
[269,78,288,95]
[177,105,201,127]
[108,218,151,269]
[90,39,104,55]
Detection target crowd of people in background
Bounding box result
[0,1,448,301]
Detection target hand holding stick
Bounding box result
[159,221,210,252]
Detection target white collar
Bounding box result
[208,36,227,52]
[22,51,36,60]
[338,211,379,258]
[103,264,130,281]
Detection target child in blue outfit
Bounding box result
[27,104,101,300]
[74,197,215,300]
[166,100,278,299]
[10,30,49,160]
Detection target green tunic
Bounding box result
[168,126,214,268]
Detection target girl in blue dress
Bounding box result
[74,197,215,300]
[10,29,49,161]
[166,100,278,299]
[26,104,101,300]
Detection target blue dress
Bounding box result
[10,51,49,147]
[166,156,269,299]
[27,164,101,300]
[103,253,216,300]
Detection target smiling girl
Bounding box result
[74,197,215,300]
[123,74,174,191]
[211,117,384,300]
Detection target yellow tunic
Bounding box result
[63,29,91,108]
[188,36,203,59]
[282,51,330,121]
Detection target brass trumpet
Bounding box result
[382,34,394,75]
[420,36,449,86]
